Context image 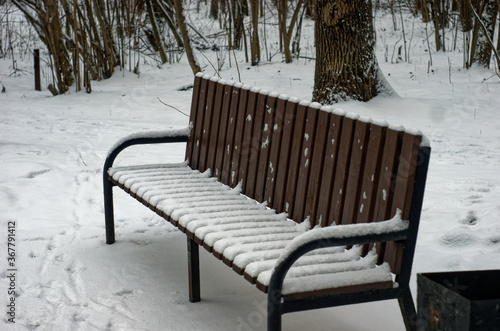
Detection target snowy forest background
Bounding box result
[1,0,500,330]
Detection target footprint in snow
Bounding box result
[115,289,136,298]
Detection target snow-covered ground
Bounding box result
[1,9,500,331]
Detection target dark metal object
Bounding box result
[418,270,500,331]
[267,146,431,331]
[34,49,41,91]
[103,132,189,244]
[187,237,201,302]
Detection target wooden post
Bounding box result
[34,49,41,91]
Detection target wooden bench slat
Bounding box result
[271,98,297,213]
[304,108,331,227]
[373,128,403,221]
[229,86,251,187]
[185,75,203,164]
[293,105,320,223]
[384,132,422,273]
[256,250,393,294]
[245,91,268,198]
[220,83,242,186]
[263,97,287,207]
[243,246,355,284]
[316,112,344,227]
[214,84,235,180]
[354,124,387,225]
[202,226,301,252]
[340,120,371,225]
[328,115,357,226]
[371,128,403,262]
[255,94,278,203]
[282,281,394,302]
[190,77,210,169]
[198,79,218,173]
[213,232,299,260]
[283,102,308,218]
[181,209,278,234]
[206,81,226,175]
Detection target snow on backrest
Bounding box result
[186,75,423,274]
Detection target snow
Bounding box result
[2,8,500,331]
[274,210,408,269]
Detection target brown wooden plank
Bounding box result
[238,87,260,193]
[371,127,403,266]
[256,277,392,295]
[327,115,357,226]
[293,104,320,223]
[229,85,251,187]
[391,132,422,219]
[340,119,371,225]
[372,127,404,222]
[384,131,422,274]
[283,101,308,220]
[220,83,243,186]
[304,106,330,227]
[214,83,235,180]
[205,80,226,175]
[282,281,394,300]
[197,78,218,173]
[185,74,203,164]
[272,98,297,213]
[316,110,344,227]
[263,95,287,207]
[255,93,278,203]
[110,178,178,227]
[355,123,387,225]
[245,90,268,199]
[190,77,210,170]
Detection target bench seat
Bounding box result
[108,161,398,297]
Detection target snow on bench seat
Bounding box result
[255,248,393,294]
[108,162,396,297]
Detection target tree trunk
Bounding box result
[155,0,184,49]
[280,0,306,63]
[312,0,377,103]
[146,0,168,63]
[94,0,117,78]
[250,0,260,65]
[172,0,201,74]
[43,0,74,94]
[497,5,500,70]
[210,0,219,19]
[474,0,498,67]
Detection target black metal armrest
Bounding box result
[269,211,409,296]
[103,128,190,173]
[102,128,190,245]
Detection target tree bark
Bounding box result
[155,0,185,49]
[312,0,377,103]
[250,0,260,65]
[146,0,168,63]
[280,0,306,63]
[172,0,201,74]
[474,0,498,67]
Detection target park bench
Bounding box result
[103,73,430,330]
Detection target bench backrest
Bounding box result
[185,73,429,275]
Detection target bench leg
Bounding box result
[104,177,115,244]
[398,288,417,331]
[267,291,282,331]
[187,238,201,302]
